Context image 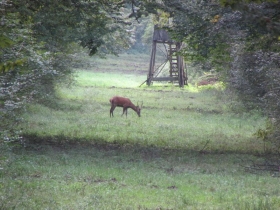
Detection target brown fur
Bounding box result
[109,96,142,117]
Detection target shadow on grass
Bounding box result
[21,133,263,157]
[7,134,276,178]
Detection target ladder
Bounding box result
[169,44,179,79]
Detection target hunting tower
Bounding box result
[146,25,187,87]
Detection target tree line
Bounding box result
[1,0,280,151]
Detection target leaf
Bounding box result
[0,35,14,48]
[0,59,26,74]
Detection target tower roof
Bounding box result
[153,25,175,43]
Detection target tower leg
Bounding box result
[147,41,156,86]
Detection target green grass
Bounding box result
[21,83,265,153]
[1,145,280,209]
[75,71,146,88]
[1,53,278,209]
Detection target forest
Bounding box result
[1,0,280,209]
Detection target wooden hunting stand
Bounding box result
[146,25,187,87]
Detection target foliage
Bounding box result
[0,10,74,144]
[7,0,134,55]
[224,2,280,148]
[127,15,152,53]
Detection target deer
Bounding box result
[109,96,143,117]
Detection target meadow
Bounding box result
[1,53,279,209]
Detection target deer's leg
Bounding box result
[110,105,116,117]
[122,107,126,117]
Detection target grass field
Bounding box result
[1,53,279,209]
